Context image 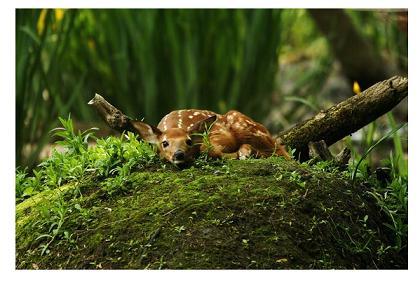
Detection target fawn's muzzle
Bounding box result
[173,150,185,161]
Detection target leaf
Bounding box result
[23,186,34,197]
[19,25,41,45]
[35,234,54,241]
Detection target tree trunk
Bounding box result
[308,9,396,90]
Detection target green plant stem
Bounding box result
[351,122,407,181]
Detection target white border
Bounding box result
[0,2,16,276]
[11,0,411,9]
[1,1,417,282]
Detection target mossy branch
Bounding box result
[276,76,408,160]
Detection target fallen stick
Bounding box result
[276,76,408,160]
[88,94,137,134]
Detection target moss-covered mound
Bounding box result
[16,158,405,269]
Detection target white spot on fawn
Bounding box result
[193,111,200,116]
[187,123,195,130]
[255,130,267,137]
[188,115,194,119]
[233,123,245,130]
[175,111,184,128]
[245,120,255,126]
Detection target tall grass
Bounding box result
[81,10,283,122]
[351,122,407,181]
[16,9,82,168]
[387,113,407,176]
[16,9,283,168]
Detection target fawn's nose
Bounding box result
[173,150,185,161]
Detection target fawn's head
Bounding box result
[131,115,216,166]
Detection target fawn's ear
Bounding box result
[188,115,217,134]
[130,120,162,144]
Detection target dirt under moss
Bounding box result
[15,157,406,269]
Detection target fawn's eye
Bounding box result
[162,140,169,148]
[186,139,193,146]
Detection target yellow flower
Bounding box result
[54,9,65,22]
[37,9,47,35]
[353,81,361,95]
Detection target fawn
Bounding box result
[130,109,290,166]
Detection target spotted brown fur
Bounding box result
[132,109,289,165]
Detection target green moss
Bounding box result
[16,157,406,269]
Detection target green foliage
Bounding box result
[346,153,408,255]
[347,132,408,255]
[34,196,70,255]
[16,167,43,200]
[351,122,407,181]
[16,9,83,168]
[16,116,160,203]
[51,115,98,155]
[16,116,165,256]
[386,113,408,176]
[368,175,407,252]
[288,170,306,188]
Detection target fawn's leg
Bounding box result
[217,144,255,160]
[205,143,276,160]
[201,131,239,159]
[211,145,252,160]
[237,144,253,160]
[206,145,239,160]
[237,144,274,159]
